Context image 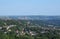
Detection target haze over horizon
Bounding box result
[0,0,60,16]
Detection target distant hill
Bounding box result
[0,16,60,20]
[0,16,60,26]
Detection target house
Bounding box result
[30,31,38,36]
[0,27,2,29]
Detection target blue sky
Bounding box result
[0,0,60,16]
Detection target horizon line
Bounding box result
[0,15,60,16]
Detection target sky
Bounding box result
[0,0,60,16]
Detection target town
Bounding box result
[0,19,60,39]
